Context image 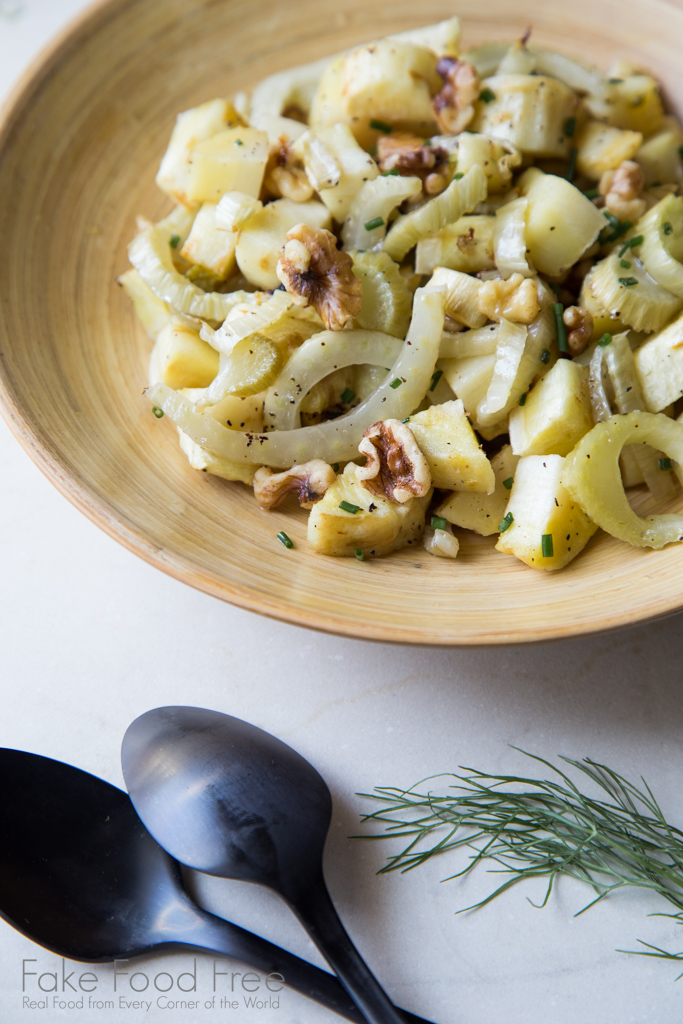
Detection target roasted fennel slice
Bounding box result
[351,251,413,338]
[562,411,683,548]
[383,165,487,262]
[209,334,283,398]
[638,195,683,297]
[587,252,682,333]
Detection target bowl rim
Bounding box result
[1,0,682,647]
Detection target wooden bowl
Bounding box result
[1,0,682,645]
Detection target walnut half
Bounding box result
[563,305,593,357]
[431,57,480,135]
[276,224,362,331]
[599,160,647,223]
[357,420,432,504]
[253,460,336,510]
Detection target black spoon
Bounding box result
[122,706,412,1024]
[0,748,432,1024]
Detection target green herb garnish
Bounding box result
[401,417,411,424]
[276,531,293,549]
[619,234,644,257]
[370,118,393,133]
[619,276,638,287]
[620,259,632,269]
[339,500,361,514]
[381,168,401,176]
[600,211,632,245]
[553,302,568,353]
[390,378,403,389]
[678,146,683,159]
[364,216,385,231]
[498,512,514,532]
[341,388,356,404]
[566,146,577,181]
[479,87,496,104]
[609,77,624,84]
[429,369,443,392]
[431,516,448,532]
[659,457,673,471]
[152,406,164,418]
[583,188,600,199]
[519,393,527,406]
[502,477,514,490]
[598,332,613,347]
[169,234,181,249]
[234,138,244,146]
[663,222,674,236]
[355,548,366,561]
[564,116,576,138]
[541,533,554,557]
[358,750,683,972]
[332,463,340,473]
[540,348,550,364]
[454,172,465,179]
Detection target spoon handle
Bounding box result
[288,871,410,1024]
[188,907,432,1024]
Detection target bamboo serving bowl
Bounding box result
[1,0,682,645]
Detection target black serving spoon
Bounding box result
[0,748,433,1024]
[122,707,412,1024]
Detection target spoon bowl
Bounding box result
[122,707,413,1024]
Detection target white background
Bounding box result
[1,3,683,1022]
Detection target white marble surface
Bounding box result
[1,3,683,1022]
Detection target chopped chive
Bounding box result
[540,348,550,364]
[152,406,164,418]
[401,416,411,424]
[454,171,465,179]
[381,168,401,176]
[583,188,600,199]
[339,500,361,514]
[651,181,662,187]
[370,118,393,133]
[364,216,384,231]
[341,388,355,404]
[390,377,403,389]
[431,516,448,531]
[678,146,683,159]
[502,477,514,490]
[566,146,577,181]
[234,138,244,146]
[519,392,527,406]
[598,332,613,347]
[429,369,443,392]
[355,548,366,561]
[599,212,632,244]
[553,302,569,353]
[277,531,294,549]
[332,463,340,473]
[620,259,632,269]
[609,77,624,84]
[479,87,496,104]
[541,533,554,558]
[564,116,576,138]
[498,512,514,533]
[663,221,674,236]
[618,234,644,257]
[169,233,181,249]
[618,276,638,287]
[659,457,673,471]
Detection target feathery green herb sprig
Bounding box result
[358,751,683,970]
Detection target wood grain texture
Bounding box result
[1,0,682,645]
